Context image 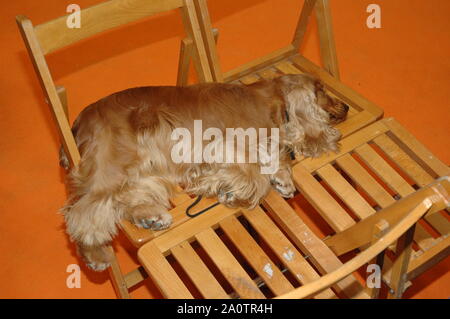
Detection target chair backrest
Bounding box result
[186,0,340,84]
[16,0,214,168]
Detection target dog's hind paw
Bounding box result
[87,261,111,272]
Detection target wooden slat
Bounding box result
[299,120,389,173]
[334,110,377,139]
[120,196,201,247]
[239,74,261,85]
[257,68,280,80]
[291,54,383,118]
[138,242,193,299]
[243,207,336,299]
[317,164,376,219]
[382,118,450,177]
[124,266,147,289]
[293,165,356,232]
[152,199,238,252]
[275,60,304,75]
[292,0,317,49]
[355,143,415,198]
[373,134,450,235]
[424,211,450,236]
[224,45,296,82]
[407,236,450,280]
[35,0,184,54]
[277,199,433,299]
[170,186,192,206]
[171,241,229,298]
[315,0,340,78]
[352,146,437,255]
[195,228,265,299]
[335,154,395,208]
[323,178,450,256]
[373,134,434,187]
[220,215,294,296]
[262,190,368,298]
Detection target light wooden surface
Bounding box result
[138,242,193,299]
[196,228,265,299]
[243,207,336,299]
[171,241,229,298]
[292,0,317,49]
[276,199,433,299]
[16,15,81,167]
[35,0,184,54]
[366,219,389,299]
[323,177,450,256]
[262,190,368,298]
[219,215,294,296]
[315,0,340,78]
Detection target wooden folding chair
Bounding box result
[171,0,450,298]
[16,0,216,299]
[136,177,449,299]
[179,0,384,140]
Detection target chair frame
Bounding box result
[174,0,449,299]
[16,0,217,299]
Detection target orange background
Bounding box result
[0,0,449,298]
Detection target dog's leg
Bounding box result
[63,192,122,271]
[270,167,296,198]
[211,164,271,209]
[119,175,173,231]
[269,153,296,198]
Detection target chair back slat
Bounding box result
[35,0,184,55]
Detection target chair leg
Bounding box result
[387,225,416,299]
[107,246,130,299]
[365,219,389,299]
[177,28,219,86]
[315,0,340,79]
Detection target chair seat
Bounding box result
[120,51,385,247]
[137,192,368,299]
[136,117,449,299]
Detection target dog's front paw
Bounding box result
[135,212,172,230]
[128,204,173,231]
[270,170,296,199]
[218,190,238,208]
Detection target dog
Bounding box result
[60,74,349,271]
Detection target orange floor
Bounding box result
[0,0,449,299]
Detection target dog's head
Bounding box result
[274,74,348,157]
[314,81,349,125]
[275,74,349,125]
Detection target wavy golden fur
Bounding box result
[60,74,348,270]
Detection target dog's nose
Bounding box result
[344,104,350,112]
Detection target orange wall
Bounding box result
[0,0,448,298]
